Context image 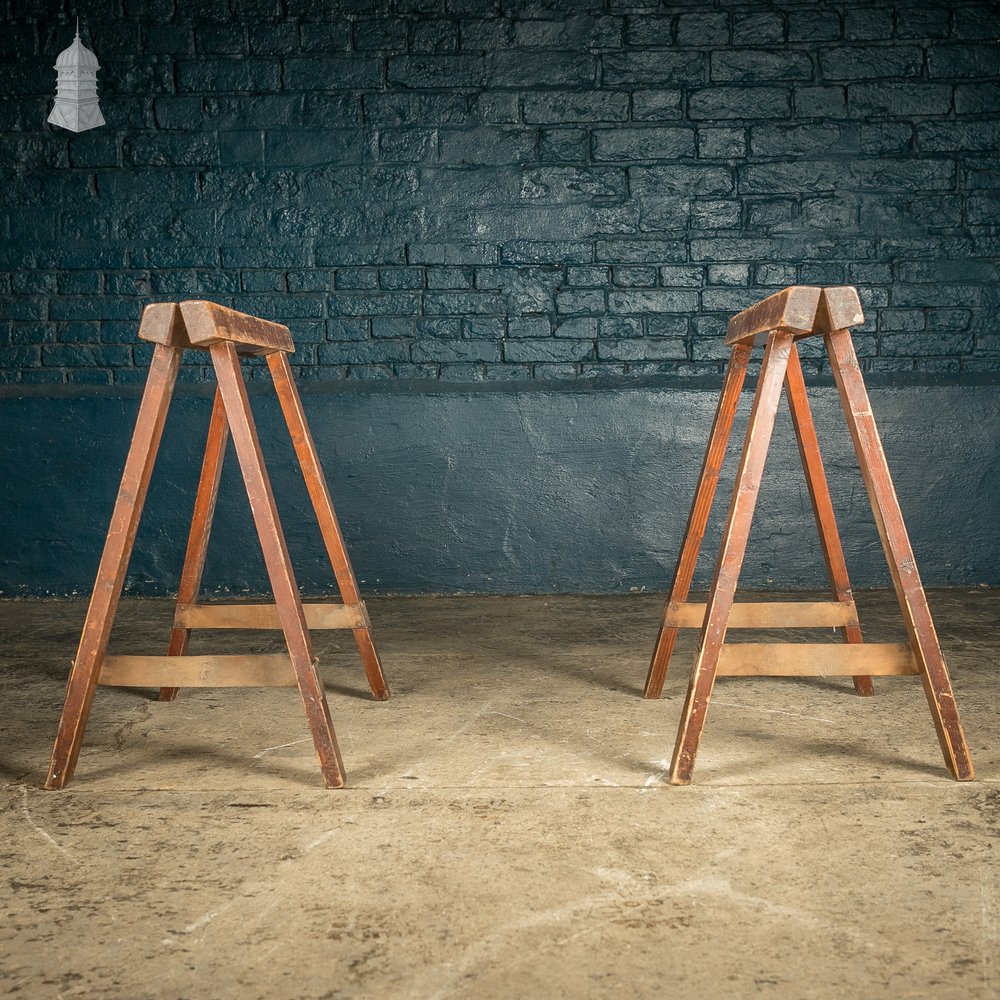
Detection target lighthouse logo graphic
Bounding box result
[48,20,105,133]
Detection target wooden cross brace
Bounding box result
[643,285,974,786]
[44,301,389,791]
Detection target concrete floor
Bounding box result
[1,590,998,1000]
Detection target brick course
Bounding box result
[1,0,998,384]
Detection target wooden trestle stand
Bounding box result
[45,301,389,791]
[643,285,973,785]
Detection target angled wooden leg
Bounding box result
[670,331,794,785]
[644,341,753,698]
[266,352,389,701]
[825,327,973,781]
[784,345,874,697]
[211,343,346,788]
[45,344,182,789]
[158,388,229,702]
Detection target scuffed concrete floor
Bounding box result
[1,591,998,1000]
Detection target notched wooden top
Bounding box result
[137,301,295,355]
[724,286,821,346]
[724,285,865,346]
[136,302,183,346]
[815,286,865,335]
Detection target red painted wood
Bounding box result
[159,388,229,702]
[825,326,973,781]
[45,344,182,789]
[211,342,347,789]
[644,341,752,699]
[670,332,794,785]
[267,352,389,701]
[784,346,874,698]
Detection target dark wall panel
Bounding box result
[2,382,997,595]
[2,1,998,593]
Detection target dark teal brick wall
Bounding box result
[1,0,998,385]
[2,0,1000,597]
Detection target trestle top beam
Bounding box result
[724,286,821,346]
[138,300,295,355]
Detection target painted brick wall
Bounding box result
[1,0,999,386]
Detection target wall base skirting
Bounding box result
[2,383,998,596]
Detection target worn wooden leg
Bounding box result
[158,388,229,702]
[784,345,874,697]
[670,332,794,785]
[266,352,389,701]
[45,344,182,790]
[825,327,973,781]
[211,343,346,789]
[644,341,753,698]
